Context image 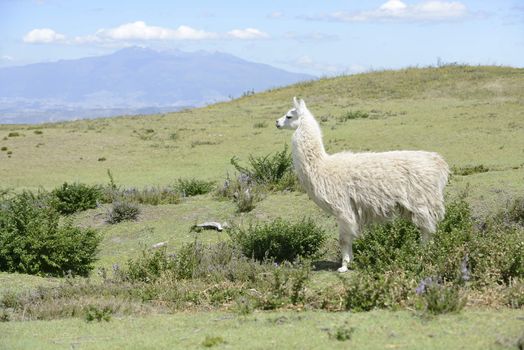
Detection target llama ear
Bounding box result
[293,96,300,109]
[298,98,307,111]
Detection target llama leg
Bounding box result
[337,220,357,273]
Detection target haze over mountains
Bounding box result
[0,47,314,124]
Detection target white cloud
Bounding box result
[293,56,367,75]
[95,21,218,41]
[23,28,66,43]
[24,22,271,45]
[1,55,14,61]
[227,28,269,40]
[306,0,469,22]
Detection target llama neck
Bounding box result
[292,113,327,172]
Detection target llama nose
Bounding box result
[275,121,280,128]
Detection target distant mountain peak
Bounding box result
[0,48,315,124]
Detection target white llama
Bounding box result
[276,97,449,272]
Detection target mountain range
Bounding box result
[0,47,314,123]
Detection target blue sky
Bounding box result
[1,0,523,75]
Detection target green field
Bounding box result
[1,66,523,349]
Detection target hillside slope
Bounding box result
[1,65,523,208]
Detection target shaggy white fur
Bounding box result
[276,97,449,272]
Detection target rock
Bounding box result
[152,241,167,248]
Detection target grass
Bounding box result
[0,66,522,212]
[1,66,523,348]
[0,310,522,350]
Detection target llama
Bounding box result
[276,97,449,272]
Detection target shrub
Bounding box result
[231,218,326,262]
[176,178,215,197]
[216,174,265,212]
[119,240,274,285]
[343,271,415,312]
[339,110,369,122]
[117,186,181,205]
[468,228,524,285]
[505,279,524,309]
[353,198,475,282]
[0,147,7,151]
[51,182,103,215]
[7,132,20,137]
[416,281,466,315]
[0,192,100,276]
[202,336,225,348]
[492,196,524,228]
[353,219,422,276]
[328,323,355,341]
[107,201,140,224]
[230,144,296,190]
[452,164,489,176]
[84,305,112,322]
[120,247,175,283]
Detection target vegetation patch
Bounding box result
[51,182,103,215]
[339,110,369,122]
[115,186,181,205]
[202,336,225,348]
[230,144,298,191]
[176,178,216,197]
[0,192,100,276]
[107,201,140,224]
[452,164,490,176]
[230,218,326,262]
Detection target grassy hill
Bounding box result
[1,65,523,208]
[1,65,523,349]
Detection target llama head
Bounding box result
[275,97,308,130]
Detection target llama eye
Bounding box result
[286,115,292,119]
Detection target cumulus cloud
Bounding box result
[23,28,66,43]
[305,0,469,22]
[25,22,270,45]
[95,21,218,41]
[227,28,269,39]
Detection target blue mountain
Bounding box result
[0,47,314,123]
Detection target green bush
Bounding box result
[107,201,140,224]
[452,164,489,176]
[352,198,474,281]
[343,271,415,312]
[51,182,103,215]
[468,228,524,285]
[84,305,112,322]
[0,192,100,276]
[122,247,176,283]
[230,144,296,191]
[416,281,466,315]
[231,218,326,262]
[339,110,369,122]
[353,219,422,275]
[176,178,215,197]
